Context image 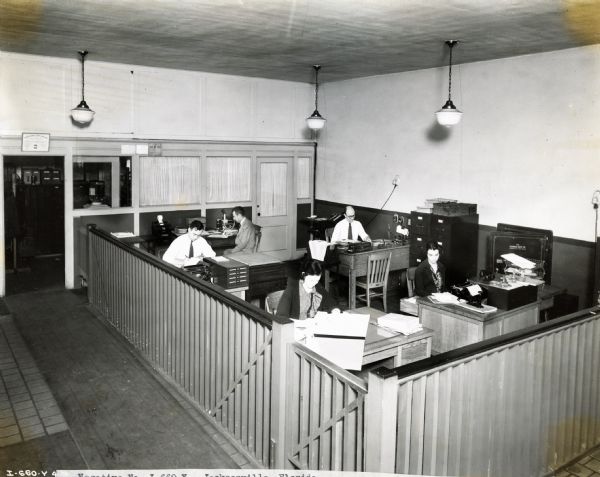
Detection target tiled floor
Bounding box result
[555,448,600,477]
[0,316,68,447]
[2,290,243,470]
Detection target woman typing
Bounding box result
[414,241,446,297]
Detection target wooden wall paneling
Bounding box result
[139,156,202,206]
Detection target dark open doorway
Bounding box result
[4,156,64,295]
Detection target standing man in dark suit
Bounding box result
[224,206,257,255]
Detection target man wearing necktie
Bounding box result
[330,205,371,244]
[163,220,216,268]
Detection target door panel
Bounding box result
[256,157,293,260]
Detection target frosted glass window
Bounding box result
[260,162,287,217]
[206,156,251,203]
[139,157,201,206]
[296,157,311,199]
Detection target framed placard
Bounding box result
[22,133,50,152]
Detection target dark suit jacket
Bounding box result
[229,218,256,253]
[414,260,446,297]
[276,278,338,319]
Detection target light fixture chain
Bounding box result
[314,66,319,109]
[448,44,453,101]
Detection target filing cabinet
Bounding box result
[409,211,479,287]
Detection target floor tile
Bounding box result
[0,425,19,438]
[42,414,66,427]
[586,460,600,473]
[45,422,68,434]
[0,433,22,447]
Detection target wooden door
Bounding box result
[255,157,294,260]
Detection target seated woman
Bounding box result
[414,241,446,297]
[276,259,339,319]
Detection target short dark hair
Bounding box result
[232,206,245,217]
[189,220,204,231]
[300,259,323,278]
[425,241,441,252]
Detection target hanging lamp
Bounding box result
[306,65,326,130]
[71,50,95,124]
[436,40,462,127]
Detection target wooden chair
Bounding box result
[324,227,334,243]
[322,227,338,293]
[265,289,285,315]
[253,224,262,253]
[406,266,417,298]
[356,251,392,312]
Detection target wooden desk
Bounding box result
[418,298,540,353]
[328,243,410,309]
[228,252,288,302]
[538,284,567,321]
[352,306,433,368]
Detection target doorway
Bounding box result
[4,156,65,295]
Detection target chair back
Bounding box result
[406,266,417,297]
[367,251,392,287]
[265,289,285,315]
[253,224,262,253]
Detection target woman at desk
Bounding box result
[276,259,339,319]
[414,241,446,297]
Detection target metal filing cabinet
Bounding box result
[409,211,479,287]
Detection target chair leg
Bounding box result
[366,288,370,308]
[383,284,387,312]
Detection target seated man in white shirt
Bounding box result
[162,220,216,268]
[330,206,371,243]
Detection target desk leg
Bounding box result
[349,271,356,309]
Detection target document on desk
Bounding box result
[306,312,370,370]
[212,256,229,262]
[429,292,459,304]
[377,313,423,335]
[111,232,135,238]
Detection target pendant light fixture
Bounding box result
[436,40,462,127]
[306,64,326,130]
[71,50,95,124]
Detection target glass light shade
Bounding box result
[435,100,462,127]
[71,100,95,124]
[306,110,326,130]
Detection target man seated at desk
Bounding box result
[224,206,256,255]
[162,220,216,268]
[414,241,446,297]
[330,206,371,244]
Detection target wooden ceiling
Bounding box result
[0,0,598,83]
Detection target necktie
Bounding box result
[189,239,194,258]
[347,222,353,240]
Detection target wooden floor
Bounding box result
[1,290,241,471]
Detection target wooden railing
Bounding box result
[366,306,600,476]
[88,225,600,474]
[87,225,294,467]
[285,343,367,470]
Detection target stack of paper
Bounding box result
[111,232,135,238]
[501,253,536,269]
[377,313,423,335]
[429,292,459,304]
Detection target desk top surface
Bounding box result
[336,242,409,257]
[418,297,540,322]
[227,251,282,266]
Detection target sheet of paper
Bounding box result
[314,312,370,338]
[308,337,365,371]
[111,232,135,238]
[501,253,536,269]
[308,240,330,261]
[212,256,229,262]
[377,313,423,335]
[467,284,483,296]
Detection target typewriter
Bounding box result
[346,241,373,254]
[449,282,488,308]
[183,263,212,281]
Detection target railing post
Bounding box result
[87,224,97,305]
[365,370,399,472]
[269,319,295,469]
